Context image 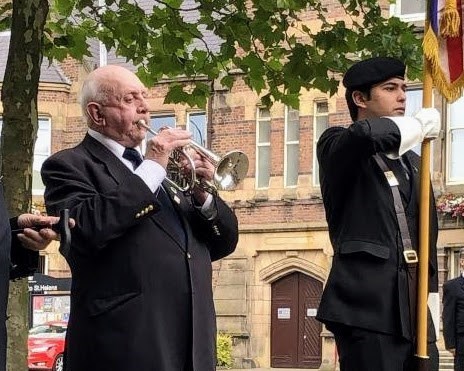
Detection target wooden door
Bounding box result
[270,272,322,368]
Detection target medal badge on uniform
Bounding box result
[384,171,399,187]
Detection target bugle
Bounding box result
[136,119,249,195]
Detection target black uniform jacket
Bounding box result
[41,135,239,371]
[0,184,38,371]
[443,276,464,351]
[315,118,438,341]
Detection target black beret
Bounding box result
[343,57,406,90]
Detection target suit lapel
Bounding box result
[149,181,189,250]
[166,185,194,248]
[83,135,189,250]
[82,134,133,185]
[163,182,193,246]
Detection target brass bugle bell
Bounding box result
[136,119,249,195]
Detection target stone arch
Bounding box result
[259,256,327,284]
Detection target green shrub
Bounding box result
[216,332,233,368]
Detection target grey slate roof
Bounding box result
[0,32,71,85]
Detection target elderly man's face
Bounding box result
[90,67,150,148]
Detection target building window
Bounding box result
[187,112,207,147]
[405,88,425,156]
[284,107,300,187]
[447,96,464,184]
[256,107,271,189]
[33,118,51,195]
[148,113,176,139]
[0,117,51,195]
[391,0,425,21]
[313,101,328,186]
[447,247,464,279]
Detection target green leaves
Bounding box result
[54,0,77,17]
[40,0,423,108]
[0,2,13,32]
[164,82,210,108]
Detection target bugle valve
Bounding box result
[136,119,249,195]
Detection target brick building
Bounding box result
[0,0,464,369]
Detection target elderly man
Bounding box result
[41,65,239,371]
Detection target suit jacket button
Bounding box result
[135,213,141,218]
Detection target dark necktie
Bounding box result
[399,157,411,181]
[157,186,187,247]
[123,147,143,170]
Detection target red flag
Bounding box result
[423,0,464,102]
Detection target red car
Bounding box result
[28,321,67,371]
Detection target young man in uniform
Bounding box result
[316,56,441,371]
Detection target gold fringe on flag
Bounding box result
[440,0,461,37]
[423,25,464,102]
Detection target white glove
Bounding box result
[414,108,441,140]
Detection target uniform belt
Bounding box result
[373,154,417,265]
[374,154,418,334]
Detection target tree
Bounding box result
[46,0,423,108]
[0,0,423,368]
[0,0,48,369]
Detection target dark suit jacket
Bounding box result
[0,184,39,371]
[0,186,10,371]
[41,135,239,371]
[315,118,438,341]
[443,276,464,352]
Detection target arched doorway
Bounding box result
[271,271,322,368]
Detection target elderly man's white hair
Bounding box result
[79,66,120,124]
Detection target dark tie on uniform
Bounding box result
[123,147,143,170]
[399,156,411,181]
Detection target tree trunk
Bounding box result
[0,0,48,369]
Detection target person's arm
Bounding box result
[9,217,38,279]
[317,109,440,186]
[189,195,238,262]
[442,281,457,350]
[9,214,62,279]
[317,118,402,186]
[385,108,441,158]
[41,152,160,253]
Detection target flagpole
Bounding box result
[415,15,433,369]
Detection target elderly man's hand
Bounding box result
[16,214,75,251]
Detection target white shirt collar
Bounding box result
[87,129,143,160]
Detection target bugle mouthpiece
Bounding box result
[136,119,156,136]
[136,119,147,128]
